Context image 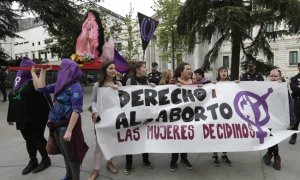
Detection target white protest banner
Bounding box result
[96,82,296,159]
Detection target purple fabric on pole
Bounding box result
[54,58,82,97]
[113,49,129,73]
[138,12,159,51]
[13,57,35,91]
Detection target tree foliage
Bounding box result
[116,4,140,61]
[177,0,300,79]
[153,0,185,70]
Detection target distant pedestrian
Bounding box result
[289,63,300,144]
[0,67,7,102]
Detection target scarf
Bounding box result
[54,58,82,97]
[13,57,35,91]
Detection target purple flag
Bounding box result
[113,49,129,73]
[138,12,159,51]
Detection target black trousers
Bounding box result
[268,144,279,156]
[292,99,300,130]
[20,128,48,160]
[0,82,6,100]
[171,153,188,164]
[126,153,149,167]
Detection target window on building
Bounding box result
[289,51,298,65]
[32,52,35,59]
[38,41,40,45]
[266,23,274,32]
[246,28,252,38]
[116,42,122,51]
[32,43,34,46]
[267,55,274,66]
[223,56,230,68]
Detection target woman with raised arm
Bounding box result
[33,58,88,180]
[7,57,51,175]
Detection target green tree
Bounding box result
[177,0,300,80]
[153,0,184,70]
[118,5,140,61]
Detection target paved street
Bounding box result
[0,87,299,180]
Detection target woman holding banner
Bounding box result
[211,66,234,166]
[168,62,194,172]
[123,61,154,175]
[88,61,120,180]
[262,68,296,170]
[159,69,172,85]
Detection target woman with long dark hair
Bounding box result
[88,60,121,180]
[123,61,154,175]
[168,62,194,172]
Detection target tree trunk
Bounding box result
[230,28,242,80]
[230,0,243,80]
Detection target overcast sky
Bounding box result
[13,0,156,18]
[100,0,155,17]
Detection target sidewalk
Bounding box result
[0,91,299,180]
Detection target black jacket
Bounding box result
[7,81,51,129]
[240,71,264,81]
[147,71,162,85]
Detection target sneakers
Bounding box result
[273,155,281,170]
[143,159,153,169]
[263,151,273,165]
[212,155,220,166]
[181,159,193,170]
[222,155,232,166]
[169,162,177,172]
[106,161,118,174]
[32,157,51,173]
[88,169,99,180]
[22,158,38,175]
[123,165,132,175]
[289,134,297,144]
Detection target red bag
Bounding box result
[46,135,61,155]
